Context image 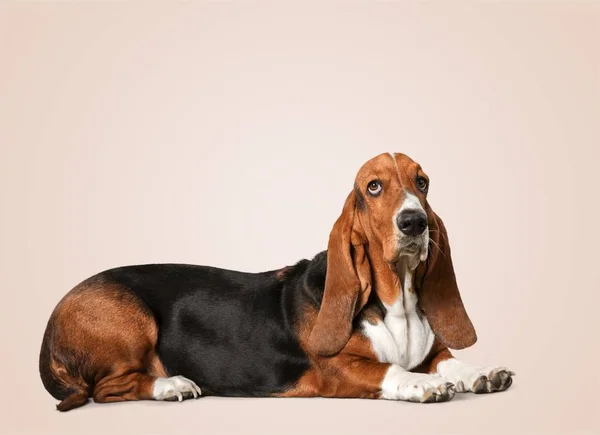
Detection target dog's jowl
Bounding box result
[39,153,513,411]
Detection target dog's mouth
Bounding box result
[401,240,420,252]
[395,234,429,269]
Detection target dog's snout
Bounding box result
[397,210,428,236]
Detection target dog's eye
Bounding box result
[416,176,428,192]
[367,180,382,196]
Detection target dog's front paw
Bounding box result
[381,366,456,403]
[437,359,514,393]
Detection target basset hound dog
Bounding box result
[39,153,513,411]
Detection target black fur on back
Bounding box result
[97,252,330,396]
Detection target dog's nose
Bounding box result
[397,210,428,236]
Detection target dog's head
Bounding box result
[308,153,477,356]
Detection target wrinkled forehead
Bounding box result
[355,153,422,186]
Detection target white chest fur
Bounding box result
[361,270,435,370]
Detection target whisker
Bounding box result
[428,238,446,258]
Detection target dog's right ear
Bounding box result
[307,191,372,356]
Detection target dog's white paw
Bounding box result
[381,366,456,403]
[153,375,202,402]
[437,359,514,393]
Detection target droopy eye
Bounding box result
[367,180,382,196]
[416,176,429,192]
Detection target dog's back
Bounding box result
[39,262,314,410]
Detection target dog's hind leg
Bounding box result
[40,279,201,411]
[93,362,201,404]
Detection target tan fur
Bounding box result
[281,305,387,399]
[43,279,167,410]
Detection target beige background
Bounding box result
[1,1,599,434]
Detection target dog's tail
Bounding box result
[39,319,90,412]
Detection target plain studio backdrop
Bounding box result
[1,2,599,435]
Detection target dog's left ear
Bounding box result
[416,207,477,350]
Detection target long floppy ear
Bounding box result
[416,207,477,350]
[308,192,372,356]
